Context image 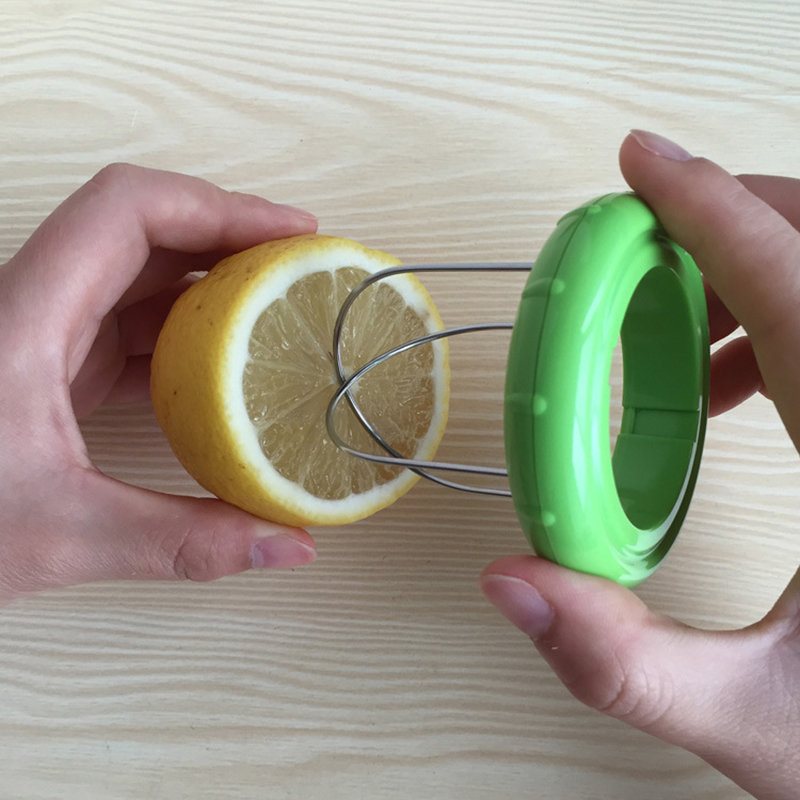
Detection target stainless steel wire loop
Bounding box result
[326,262,531,497]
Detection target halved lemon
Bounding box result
[151,234,449,526]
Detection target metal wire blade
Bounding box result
[327,261,531,497]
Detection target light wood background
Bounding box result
[2,2,799,798]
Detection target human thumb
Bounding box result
[84,472,317,582]
[1,467,316,598]
[481,556,744,744]
[481,556,800,799]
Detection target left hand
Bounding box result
[0,163,319,603]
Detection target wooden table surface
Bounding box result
[2,2,799,798]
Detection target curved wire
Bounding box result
[328,262,530,496]
[326,324,513,496]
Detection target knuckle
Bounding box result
[88,162,138,195]
[169,518,251,582]
[686,178,749,254]
[566,641,675,731]
[596,664,675,731]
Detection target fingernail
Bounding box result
[481,574,554,639]
[630,129,693,162]
[251,533,317,569]
[275,203,317,223]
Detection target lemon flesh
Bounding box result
[151,235,449,527]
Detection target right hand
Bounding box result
[481,131,800,799]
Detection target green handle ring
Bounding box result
[504,192,709,587]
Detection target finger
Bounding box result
[481,557,740,745]
[70,277,198,418]
[705,282,739,344]
[8,163,317,381]
[621,132,800,341]
[479,556,800,800]
[703,174,800,345]
[705,175,800,344]
[69,312,125,419]
[115,247,221,310]
[101,354,152,407]
[72,355,149,418]
[55,469,317,586]
[70,333,152,419]
[705,174,800,344]
[737,174,800,231]
[709,336,763,416]
[118,276,198,356]
[620,131,800,446]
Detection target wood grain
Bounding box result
[1,1,799,797]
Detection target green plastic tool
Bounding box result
[328,192,710,587]
[504,193,709,586]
